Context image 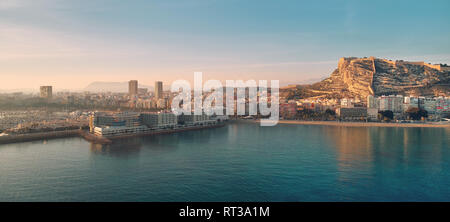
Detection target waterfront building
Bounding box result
[280,103,297,119]
[336,107,368,121]
[40,86,53,99]
[129,80,138,96]
[340,98,354,108]
[155,81,163,99]
[435,97,450,113]
[140,112,177,129]
[403,96,419,111]
[367,108,378,121]
[93,112,141,127]
[367,95,377,109]
[94,125,150,137]
[422,98,437,114]
[92,111,147,137]
[178,114,215,126]
[91,111,220,137]
[378,95,403,113]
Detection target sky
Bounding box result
[1,0,450,91]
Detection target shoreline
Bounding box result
[276,120,450,128]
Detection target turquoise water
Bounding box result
[0,122,449,201]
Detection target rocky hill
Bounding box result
[286,57,450,99]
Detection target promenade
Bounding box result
[276,120,450,128]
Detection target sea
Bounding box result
[0,122,449,201]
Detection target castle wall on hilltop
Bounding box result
[376,58,449,71]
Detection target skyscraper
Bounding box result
[129,80,138,96]
[40,86,52,99]
[155,81,163,99]
[367,95,376,108]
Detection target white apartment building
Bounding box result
[140,112,177,129]
[378,95,403,113]
[94,125,151,137]
[340,98,354,108]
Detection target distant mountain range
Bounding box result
[83,81,154,93]
[282,57,450,99]
[3,58,449,95]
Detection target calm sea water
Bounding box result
[0,122,449,201]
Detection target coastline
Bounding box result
[275,120,450,128]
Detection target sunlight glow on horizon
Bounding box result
[1,0,449,90]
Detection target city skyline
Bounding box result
[1,0,450,90]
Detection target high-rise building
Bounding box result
[423,98,437,114]
[378,95,403,113]
[40,86,52,99]
[403,96,419,111]
[367,95,376,109]
[129,80,138,96]
[155,81,163,99]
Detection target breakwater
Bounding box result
[0,129,81,144]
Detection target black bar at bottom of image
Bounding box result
[1,202,449,221]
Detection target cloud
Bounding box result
[0,22,158,60]
[0,23,90,60]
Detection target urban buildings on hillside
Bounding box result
[128,80,138,96]
[279,103,297,119]
[0,110,89,133]
[155,81,163,99]
[278,93,449,121]
[368,95,450,115]
[40,86,52,99]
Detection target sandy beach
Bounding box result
[275,120,450,128]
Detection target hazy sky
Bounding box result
[1,0,450,90]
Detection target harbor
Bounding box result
[0,123,226,145]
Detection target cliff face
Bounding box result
[297,57,450,99]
